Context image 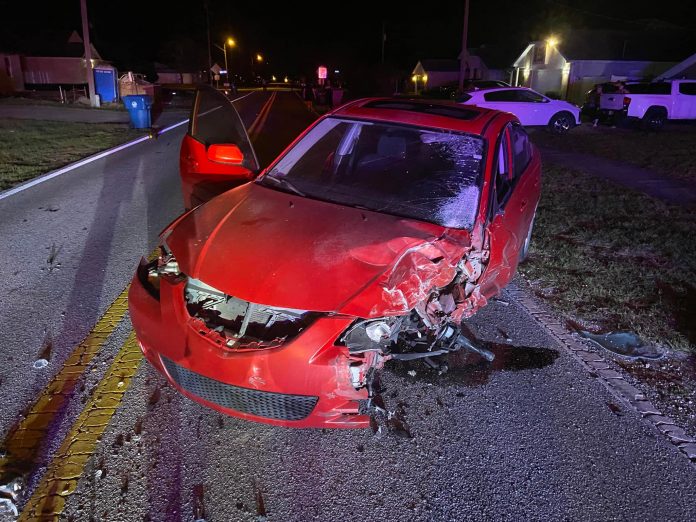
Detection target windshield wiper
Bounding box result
[262,175,305,196]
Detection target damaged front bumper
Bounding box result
[128,258,377,428]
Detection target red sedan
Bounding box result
[129,87,541,428]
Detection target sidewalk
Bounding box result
[539,146,696,207]
[0,104,189,128]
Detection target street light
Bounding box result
[251,53,263,80]
[223,37,236,85]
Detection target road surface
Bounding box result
[0,89,694,521]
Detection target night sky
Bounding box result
[1,0,695,84]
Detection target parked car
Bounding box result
[129,88,541,428]
[580,82,621,117]
[459,87,581,133]
[622,80,696,130]
[419,80,510,100]
[463,79,511,90]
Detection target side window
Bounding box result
[509,124,532,179]
[484,89,519,102]
[517,90,547,103]
[494,128,513,208]
[679,82,696,95]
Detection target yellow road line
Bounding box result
[19,331,143,520]
[248,91,277,139]
[0,285,130,487]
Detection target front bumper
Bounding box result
[128,259,371,428]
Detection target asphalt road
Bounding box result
[1,90,694,521]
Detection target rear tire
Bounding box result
[547,111,574,134]
[641,107,666,131]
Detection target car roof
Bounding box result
[470,86,533,94]
[331,97,509,135]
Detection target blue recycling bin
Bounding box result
[122,95,153,129]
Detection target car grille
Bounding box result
[161,356,318,421]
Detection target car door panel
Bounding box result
[478,125,541,298]
[179,86,259,209]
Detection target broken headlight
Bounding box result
[138,242,182,298]
[339,317,403,354]
[156,242,180,276]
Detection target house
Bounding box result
[411,51,505,91]
[411,59,460,90]
[511,30,678,103]
[0,30,118,102]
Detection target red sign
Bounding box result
[317,66,327,80]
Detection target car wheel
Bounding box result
[642,108,666,131]
[519,214,535,263]
[547,111,574,134]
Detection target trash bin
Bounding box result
[122,94,153,128]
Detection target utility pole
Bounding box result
[458,0,470,92]
[381,22,386,65]
[80,0,97,107]
[205,1,212,83]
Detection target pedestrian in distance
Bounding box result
[303,82,315,110]
[612,81,630,128]
[592,84,603,127]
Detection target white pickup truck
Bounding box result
[623,80,696,129]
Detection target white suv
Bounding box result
[459,87,581,134]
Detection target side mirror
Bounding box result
[207,144,245,165]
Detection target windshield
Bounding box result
[258,118,485,229]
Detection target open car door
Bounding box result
[179,86,259,209]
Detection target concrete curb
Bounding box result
[505,282,696,467]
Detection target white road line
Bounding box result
[0,90,257,202]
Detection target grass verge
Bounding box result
[0,119,142,190]
[518,163,696,353]
[530,124,696,183]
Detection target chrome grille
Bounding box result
[161,356,318,421]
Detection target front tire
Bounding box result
[547,111,575,134]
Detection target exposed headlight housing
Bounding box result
[339,317,403,354]
[156,243,180,276]
[138,242,183,298]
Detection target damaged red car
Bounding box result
[128,87,541,428]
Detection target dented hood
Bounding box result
[166,183,471,316]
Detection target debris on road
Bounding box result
[0,476,22,518]
[579,331,664,360]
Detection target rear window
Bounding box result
[625,83,671,95]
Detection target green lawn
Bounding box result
[530,124,696,183]
[0,120,142,189]
[519,163,696,353]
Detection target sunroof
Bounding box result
[364,100,480,120]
